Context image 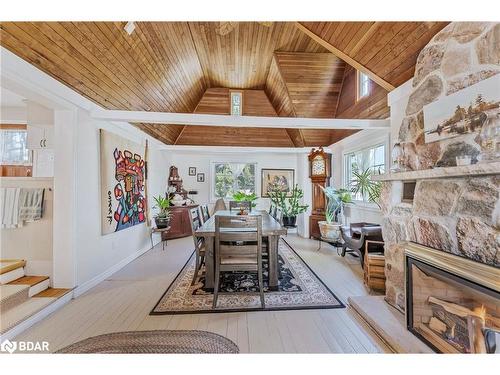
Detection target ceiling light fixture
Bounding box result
[124,21,136,35]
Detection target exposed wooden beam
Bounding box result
[174,125,187,145]
[294,22,395,91]
[91,109,390,130]
[284,129,297,147]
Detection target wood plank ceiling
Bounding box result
[298,22,450,88]
[0,21,448,147]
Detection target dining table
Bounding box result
[194,210,287,291]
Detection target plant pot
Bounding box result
[282,216,297,228]
[154,216,170,229]
[318,221,341,240]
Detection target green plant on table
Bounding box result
[232,189,258,208]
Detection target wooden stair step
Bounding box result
[8,275,49,286]
[34,288,71,298]
[0,259,26,275]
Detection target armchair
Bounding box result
[340,223,384,267]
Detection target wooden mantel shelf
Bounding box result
[372,161,500,182]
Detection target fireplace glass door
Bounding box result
[406,257,500,353]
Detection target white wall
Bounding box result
[168,148,311,234]
[170,149,298,208]
[328,129,391,225]
[73,111,170,286]
[0,177,54,279]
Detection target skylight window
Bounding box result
[357,71,370,100]
[230,92,242,115]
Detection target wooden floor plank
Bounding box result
[14,235,383,353]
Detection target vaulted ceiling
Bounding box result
[0,21,449,147]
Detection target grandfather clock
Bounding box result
[308,147,331,239]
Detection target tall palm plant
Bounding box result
[350,167,382,207]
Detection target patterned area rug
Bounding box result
[151,239,344,314]
[56,330,239,353]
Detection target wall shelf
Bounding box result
[372,161,500,182]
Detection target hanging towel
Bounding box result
[0,187,21,228]
[18,188,44,222]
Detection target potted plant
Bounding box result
[232,189,258,214]
[350,167,382,207]
[269,184,309,227]
[153,195,172,229]
[318,187,352,240]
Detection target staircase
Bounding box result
[0,259,71,335]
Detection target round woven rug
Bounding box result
[56,330,239,354]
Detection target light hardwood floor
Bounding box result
[15,235,389,353]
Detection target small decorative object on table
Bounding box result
[171,194,186,206]
[232,190,258,210]
[455,155,472,166]
[478,113,500,162]
[391,143,405,172]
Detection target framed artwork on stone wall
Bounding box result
[423,74,500,143]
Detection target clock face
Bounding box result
[312,156,326,175]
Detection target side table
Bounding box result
[150,226,171,250]
[317,236,344,254]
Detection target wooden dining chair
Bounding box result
[268,203,276,217]
[213,215,264,309]
[188,207,205,285]
[274,207,283,225]
[199,204,210,223]
[213,198,227,213]
[229,200,251,212]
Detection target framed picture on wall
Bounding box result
[197,173,205,182]
[188,167,196,176]
[261,169,295,197]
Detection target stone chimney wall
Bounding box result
[380,22,500,312]
[397,22,499,171]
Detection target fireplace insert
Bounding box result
[405,245,500,354]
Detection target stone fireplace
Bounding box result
[362,22,500,353]
[405,242,499,353]
[378,21,500,313]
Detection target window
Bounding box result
[230,92,242,115]
[344,144,385,201]
[357,71,370,100]
[0,128,31,165]
[212,162,256,199]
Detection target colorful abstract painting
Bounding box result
[100,129,147,235]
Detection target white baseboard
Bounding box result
[72,243,152,298]
[0,291,73,342]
